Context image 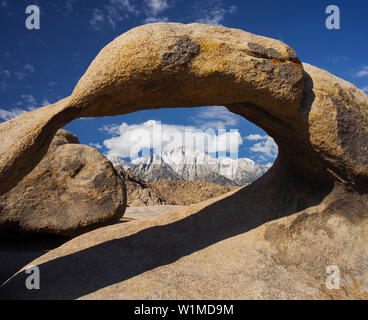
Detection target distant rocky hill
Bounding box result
[114,165,239,207]
[109,146,271,186]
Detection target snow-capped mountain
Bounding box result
[108,154,131,169]
[109,147,272,186]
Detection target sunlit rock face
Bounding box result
[0,23,368,299]
[0,130,126,236]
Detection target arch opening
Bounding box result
[65,106,278,197]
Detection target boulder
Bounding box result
[0,130,126,236]
[0,97,76,196]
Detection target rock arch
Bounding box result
[1,23,368,299]
[0,22,367,215]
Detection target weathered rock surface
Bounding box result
[1,181,367,299]
[1,23,366,197]
[0,130,126,236]
[149,180,238,206]
[0,23,367,299]
[116,165,239,206]
[123,205,186,220]
[71,23,304,119]
[303,63,368,191]
[0,23,304,196]
[0,98,76,196]
[115,166,165,206]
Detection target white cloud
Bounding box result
[0,95,41,122]
[48,81,57,87]
[89,142,103,149]
[1,64,34,87]
[102,120,242,160]
[41,98,50,106]
[197,2,237,26]
[194,106,240,129]
[327,55,348,63]
[65,0,76,13]
[144,16,169,23]
[245,134,264,141]
[113,0,138,13]
[24,64,35,73]
[1,70,10,78]
[0,109,25,121]
[0,0,7,8]
[51,0,76,15]
[144,0,170,24]
[13,65,35,81]
[90,0,172,29]
[246,134,278,160]
[0,107,34,122]
[0,70,11,91]
[90,0,139,30]
[361,86,368,93]
[356,66,368,78]
[145,0,169,16]
[14,72,26,81]
[99,123,121,135]
[90,9,106,30]
[20,94,37,108]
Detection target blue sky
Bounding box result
[1,0,367,164]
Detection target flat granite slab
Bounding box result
[122,205,186,221]
[0,205,185,286]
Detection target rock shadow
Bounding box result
[0,159,333,299]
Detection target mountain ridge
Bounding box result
[109,146,272,186]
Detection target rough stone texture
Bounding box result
[148,180,238,206]
[123,205,186,220]
[116,166,165,206]
[116,166,239,207]
[70,23,304,119]
[0,98,77,196]
[160,36,201,67]
[1,182,367,299]
[0,130,126,236]
[0,23,304,195]
[303,63,368,191]
[0,23,367,299]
